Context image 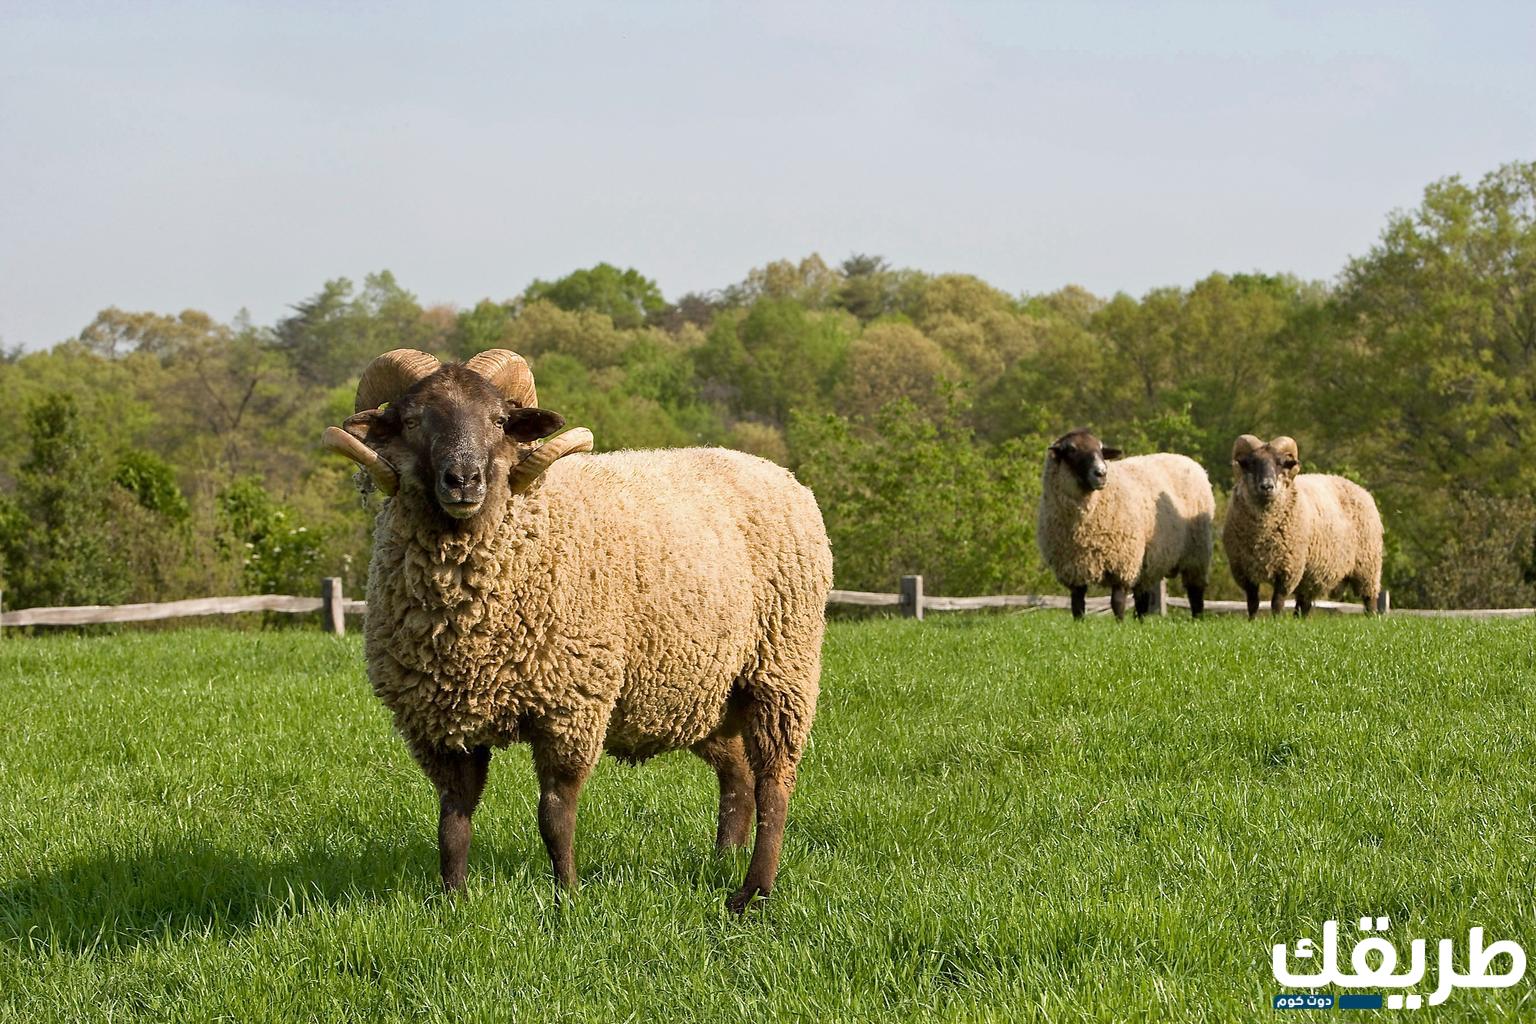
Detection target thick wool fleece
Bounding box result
[1037,453,1215,591]
[363,447,832,780]
[1223,474,1382,602]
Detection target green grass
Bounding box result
[2,615,1535,1022]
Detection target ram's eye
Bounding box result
[494,414,508,428]
[404,417,421,430]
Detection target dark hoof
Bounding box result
[726,885,766,914]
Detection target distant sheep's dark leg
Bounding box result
[1270,581,1286,617]
[1244,584,1260,620]
[1295,594,1313,618]
[1133,589,1151,619]
[532,757,591,889]
[1070,586,1087,620]
[1110,585,1128,621]
[693,731,756,850]
[411,740,492,893]
[1185,573,1205,619]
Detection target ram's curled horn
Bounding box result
[464,349,537,407]
[1232,434,1264,460]
[322,426,400,496]
[509,427,594,495]
[1268,436,1300,461]
[355,349,442,413]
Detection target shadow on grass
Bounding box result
[1,835,752,953]
[0,837,464,953]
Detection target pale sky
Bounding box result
[1,0,1532,349]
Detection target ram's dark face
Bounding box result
[1233,437,1299,507]
[1047,429,1123,493]
[346,366,564,520]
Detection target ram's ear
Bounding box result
[342,406,400,445]
[504,406,566,442]
[1101,446,1125,461]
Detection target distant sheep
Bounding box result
[1221,434,1383,618]
[1037,429,1215,620]
[324,349,833,913]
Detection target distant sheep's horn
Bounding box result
[464,349,537,407]
[322,426,400,496]
[355,349,442,413]
[509,427,594,495]
[1232,434,1264,460]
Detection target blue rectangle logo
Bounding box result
[1338,993,1383,1009]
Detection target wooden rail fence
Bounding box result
[0,577,1531,636]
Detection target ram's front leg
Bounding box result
[410,740,492,893]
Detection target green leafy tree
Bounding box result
[696,300,852,425]
[451,299,515,357]
[0,394,132,608]
[276,271,436,386]
[217,477,324,596]
[523,264,665,329]
[114,449,190,522]
[1298,161,1536,601]
[790,398,1053,596]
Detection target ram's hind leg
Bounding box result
[693,729,755,851]
[729,668,819,914]
[411,740,492,893]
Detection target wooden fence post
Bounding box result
[1377,590,1391,615]
[1148,579,1166,616]
[321,577,345,636]
[899,574,924,621]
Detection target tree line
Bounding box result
[1,162,1533,612]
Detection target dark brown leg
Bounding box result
[1296,594,1313,618]
[1133,589,1151,619]
[411,741,492,893]
[728,686,810,914]
[1110,584,1128,621]
[693,731,755,850]
[1270,580,1286,617]
[1070,585,1087,620]
[1187,584,1205,619]
[728,771,790,914]
[533,758,590,888]
[1244,583,1260,620]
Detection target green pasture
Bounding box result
[2,615,1534,1022]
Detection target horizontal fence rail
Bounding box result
[0,577,1532,635]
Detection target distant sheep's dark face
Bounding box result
[1048,429,1123,494]
[1233,440,1299,507]
[348,366,564,520]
